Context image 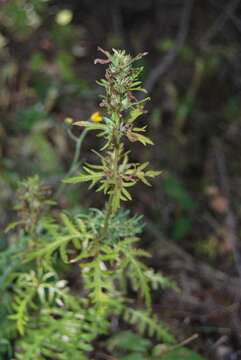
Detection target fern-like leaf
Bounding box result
[123,307,175,344]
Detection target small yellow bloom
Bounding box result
[64,117,73,125]
[55,10,73,26]
[90,111,102,123]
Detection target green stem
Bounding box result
[56,128,88,197]
[99,113,121,242]
[100,194,113,240]
[68,128,88,175]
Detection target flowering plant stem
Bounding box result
[5,49,176,360]
[56,128,88,197]
[99,112,121,244]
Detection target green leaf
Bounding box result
[163,176,195,210]
[123,308,175,344]
[122,187,132,201]
[145,270,176,290]
[30,52,45,72]
[172,217,192,241]
[64,171,103,185]
[61,213,79,236]
[132,133,154,146]
[108,331,151,353]
[16,104,45,131]
[121,353,147,360]
[57,51,75,82]
[160,348,205,360]
[29,132,63,175]
[73,121,106,131]
[146,170,162,178]
[127,108,144,123]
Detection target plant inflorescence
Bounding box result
[1,48,175,359]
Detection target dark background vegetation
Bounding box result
[1,0,241,358]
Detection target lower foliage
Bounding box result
[1,199,175,359]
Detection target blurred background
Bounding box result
[1,0,241,358]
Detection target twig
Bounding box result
[143,0,193,95]
[201,0,241,46]
[210,0,241,34]
[147,221,241,342]
[157,333,198,357]
[214,140,241,280]
[214,140,241,342]
[147,221,241,299]
[177,333,199,348]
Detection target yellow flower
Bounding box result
[55,10,73,26]
[90,111,102,123]
[64,117,73,125]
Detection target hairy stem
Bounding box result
[99,113,121,242]
[100,194,113,241]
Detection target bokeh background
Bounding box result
[1,0,241,358]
